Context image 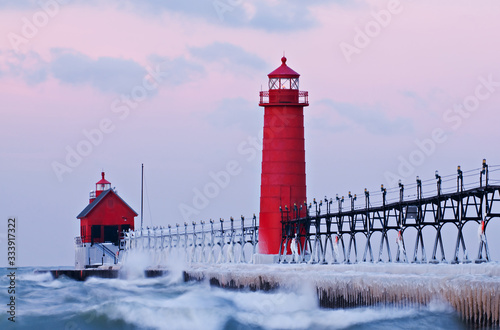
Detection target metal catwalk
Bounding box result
[279,160,499,264]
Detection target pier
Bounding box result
[37,268,168,281]
[116,160,500,326]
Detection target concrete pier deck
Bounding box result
[36,268,167,281]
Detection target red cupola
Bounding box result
[258,56,308,255]
[90,172,111,203]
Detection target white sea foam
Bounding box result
[2,268,467,330]
[120,249,152,279]
[88,286,226,330]
[162,249,187,284]
[257,307,412,329]
[18,271,54,282]
[214,286,421,330]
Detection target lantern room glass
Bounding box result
[97,183,111,191]
[269,77,299,90]
[279,78,289,89]
[269,78,279,90]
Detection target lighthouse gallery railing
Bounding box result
[259,91,309,105]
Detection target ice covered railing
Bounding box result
[120,215,259,266]
[74,236,82,247]
[279,159,500,265]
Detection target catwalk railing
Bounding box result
[120,216,258,264]
[279,160,500,264]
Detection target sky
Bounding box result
[1,0,500,267]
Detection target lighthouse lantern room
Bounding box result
[75,172,137,269]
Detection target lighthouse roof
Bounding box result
[268,57,300,78]
[77,189,138,219]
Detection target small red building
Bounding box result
[77,172,137,245]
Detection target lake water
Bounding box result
[0,267,485,330]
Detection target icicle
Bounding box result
[291,233,299,263]
[333,235,340,263]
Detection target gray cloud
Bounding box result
[400,90,428,110]
[104,0,351,32]
[0,50,48,85]
[319,99,414,136]
[308,117,350,133]
[0,0,355,32]
[190,42,268,72]
[50,49,147,94]
[0,0,38,9]
[0,48,205,93]
[148,55,205,86]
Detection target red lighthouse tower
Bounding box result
[258,56,309,255]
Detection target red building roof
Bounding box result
[77,189,138,219]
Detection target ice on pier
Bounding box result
[117,209,500,325]
[185,262,500,325]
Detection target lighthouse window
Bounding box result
[269,78,279,90]
[291,78,299,90]
[280,78,290,89]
